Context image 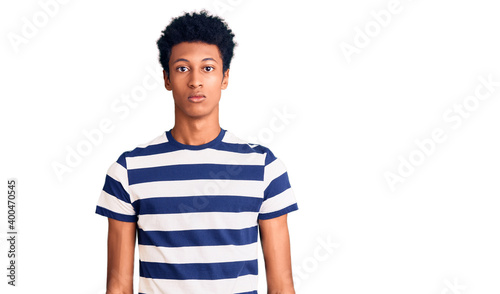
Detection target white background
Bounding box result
[1,0,499,293]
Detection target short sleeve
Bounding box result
[258,151,298,220]
[95,153,137,222]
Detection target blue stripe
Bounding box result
[126,141,180,157]
[217,142,262,154]
[132,196,262,214]
[258,203,298,220]
[264,149,277,165]
[139,259,258,280]
[138,226,258,247]
[102,175,131,203]
[129,164,264,185]
[126,140,268,158]
[264,172,291,200]
[95,206,137,222]
[236,291,258,294]
[116,152,128,168]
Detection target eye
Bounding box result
[204,66,214,72]
[176,66,188,72]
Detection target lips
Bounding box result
[188,94,206,103]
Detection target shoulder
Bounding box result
[113,132,170,168]
[221,130,278,165]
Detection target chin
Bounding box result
[177,104,218,120]
[182,109,216,120]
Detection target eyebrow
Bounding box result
[202,58,218,63]
[172,57,218,64]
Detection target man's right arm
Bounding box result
[106,218,136,294]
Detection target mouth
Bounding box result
[188,94,206,103]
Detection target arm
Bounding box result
[259,214,296,294]
[106,218,137,294]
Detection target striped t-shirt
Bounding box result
[95,128,298,294]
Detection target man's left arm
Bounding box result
[259,213,296,294]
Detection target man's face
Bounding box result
[164,41,229,120]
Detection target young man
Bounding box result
[96,10,298,294]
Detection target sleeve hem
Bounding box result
[95,206,137,223]
[258,203,298,220]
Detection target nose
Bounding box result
[188,70,202,88]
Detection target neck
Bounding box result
[171,108,221,146]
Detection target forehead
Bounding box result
[169,42,222,63]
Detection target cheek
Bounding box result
[207,75,224,88]
[169,77,185,91]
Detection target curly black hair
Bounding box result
[157,10,237,78]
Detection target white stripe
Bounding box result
[126,148,265,169]
[129,179,264,201]
[139,274,258,294]
[97,190,135,216]
[107,161,131,196]
[138,243,258,264]
[138,212,258,231]
[259,188,296,215]
[263,157,287,187]
[221,131,247,144]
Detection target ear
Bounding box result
[221,69,230,90]
[163,70,172,91]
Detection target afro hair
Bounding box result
[157,10,237,78]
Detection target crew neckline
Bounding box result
[166,128,226,150]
